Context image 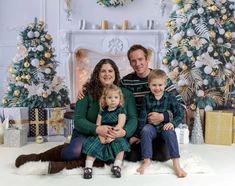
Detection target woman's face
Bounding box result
[99,63,116,87]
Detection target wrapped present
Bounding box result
[4,127,27,147]
[233,117,235,143]
[45,107,66,141]
[3,107,29,131]
[29,108,47,137]
[175,124,189,144]
[205,111,233,145]
[64,111,74,137]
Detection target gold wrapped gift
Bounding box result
[233,116,235,143]
[205,111,233,145]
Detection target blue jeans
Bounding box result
[140,124,180,159]
[61,133,88,161]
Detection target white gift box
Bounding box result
[4,128,27,147]
[3,107,29,132]
[175,124,189,144]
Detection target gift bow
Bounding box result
[47,109,65,134]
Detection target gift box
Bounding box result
[4,127,27,147]
[3,107,29,132]
[28,108,47,137]
[233,116,235,143]
[45,107,66,141]
[205,111,233,145]
[175,124,189,144]
[64,111,74,137]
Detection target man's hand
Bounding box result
[109,127,126,138]
[129,137,140,144]
[163,122,174,130]
[148,112,164,125]
[96,125,113,138]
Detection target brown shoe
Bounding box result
[15,154,40,168]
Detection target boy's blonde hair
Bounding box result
[148,69,167,84]
[99,85,124,109]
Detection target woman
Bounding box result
[15,58,137,174]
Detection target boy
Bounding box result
[131,69,187,177]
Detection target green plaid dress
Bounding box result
[83,106,130,161]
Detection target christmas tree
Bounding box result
[162,0,235,111]
[191,108,204,144]
[2,18,70,108]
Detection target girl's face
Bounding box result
[149,78,166,99]
[99,64,116,87]
[105,90,120,109]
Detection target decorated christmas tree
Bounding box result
[162,0,235,111]
[191,108,204,144]
[2,18,70,108]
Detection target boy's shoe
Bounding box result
[83,167,93,179]
[111,166,121,178]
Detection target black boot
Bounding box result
[83,167,93,179]
[111,166,121,178]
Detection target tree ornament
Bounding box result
[162,58,168,65]
[42,92,48,98]
[211,5,218,11]
[181,64,188,71]
[45,34,52,40]
[190,103,197,111]
[15,76,22,81]
[2,98,8,104]
[21,75,26,79]
[24,62,30,68]
[31,58,40,67]
[224,51,230,57]
[44,52,51,58]
[225,31,232,39]
[222,15,228,20]
[210,31,216,38]
[9,66,15,73]
[14,90,20,97]
[25,74,31,80]
[211,71,216,76]
[39,59,46,66]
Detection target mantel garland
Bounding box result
[97,0,134,7]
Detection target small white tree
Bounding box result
[191,107,204,144]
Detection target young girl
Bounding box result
[82,85,130,179]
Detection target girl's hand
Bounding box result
[163,123,174,130]
[129,137,140,144]
[105,137,115,144]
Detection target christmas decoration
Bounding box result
[162,0,235,110]
[2,18,70,108]
[191,108,204,144]
[97,0,134,7]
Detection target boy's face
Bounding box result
[149,78,166,98]
[105,91,120,109]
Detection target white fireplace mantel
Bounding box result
[59,29,167,102]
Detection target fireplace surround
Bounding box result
[59,29,167,102]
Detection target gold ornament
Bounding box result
[170,21,176,27]
[2,98,8,104]
[211,71,216,76]
[225,32,232,40]
[35,136,44,144]
[181,64,188,71]
[45,34,52,40]
[222,15,228,21]
[42,92,48,98]
[190,103,197,111]
[210,31,216,38]
[44,52,51,58]
[9,66,15,73]
[15,76,21,81]
[21,75,26,79]
[25,74,31,80]
[39,59,46,66]
[14,90,20,97]
[211,5,218,11]
[175,0,181,3]
[162,58,168,65]
[232,104,235,108]
[165,21,171,27]
[224,51,230,57]
[24,62,30,68]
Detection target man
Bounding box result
[120,44,186,162]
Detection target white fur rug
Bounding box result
[15,150,213,176]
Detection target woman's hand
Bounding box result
[109,127,126,138]
[148,112,164,125]
[129,137,140,144]
[96,125,113,138]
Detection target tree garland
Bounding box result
[97,0,134,8]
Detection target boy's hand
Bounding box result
[163,123,174,130]
[148,112,164,124]
[129,137,140,144]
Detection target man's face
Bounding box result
[149,78,166,99]
[129,49,149,77]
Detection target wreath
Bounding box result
[97,0,134,8]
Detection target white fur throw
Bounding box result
[15,150,213,176]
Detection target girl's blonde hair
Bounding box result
[99,85,124,109]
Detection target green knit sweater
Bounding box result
[73,87,137,138]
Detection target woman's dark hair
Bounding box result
[85,58,120,101]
